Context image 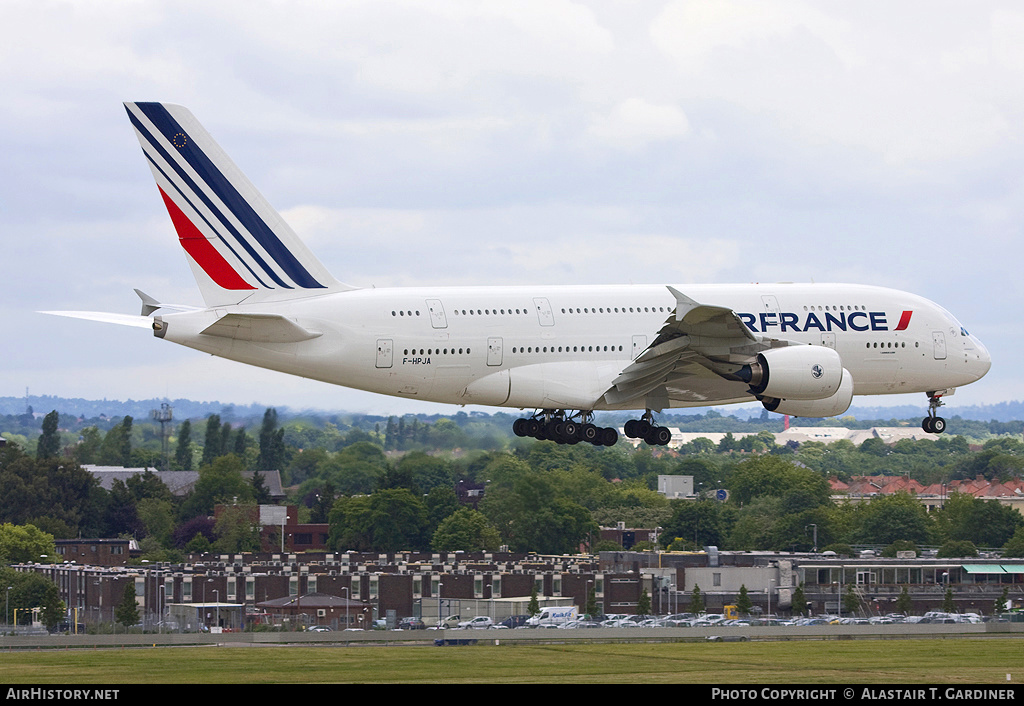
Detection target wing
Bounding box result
[601,286,787,410]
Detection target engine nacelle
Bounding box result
[741,345,844,400]
[762,368,854,417]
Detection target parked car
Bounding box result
[498,615,531,629]
[457,616,495,629]
[430,615,463,629]
[397,617,426,630]
[307,625,332,632]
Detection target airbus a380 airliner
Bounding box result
[46,103,992,447]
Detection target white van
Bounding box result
[526,606,579,627]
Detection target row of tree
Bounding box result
[661,455,1024,555]
[9,407,1024,558]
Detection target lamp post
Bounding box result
[342,587,349,629]
[158,585,165,634]
[213,589,220,630]
[202,578,213,630]
[5,586,11,632]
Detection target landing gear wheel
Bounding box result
[600,427,618,447]
[652,426,672,446]
[644,426,672,446]
[932,417,946,434]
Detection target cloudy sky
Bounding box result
[2,1,1021,417]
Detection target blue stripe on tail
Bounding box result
[133,102,325,290]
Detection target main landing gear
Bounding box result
[922,392,947,434]
[513,411,618,447]
[623,410,672,446]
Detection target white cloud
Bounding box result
[586,98,690,151]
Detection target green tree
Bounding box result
[942,587,955,613]
[689,584,705,614]
[849,492,933,545]
[0,523,56,564]
[936,539,978,558]
[728,456,830,507]
[662,499,730,549]
[136,498,175,547]
[881,540,919,558]
[480,468,596,554]
[994,586,1009,615]
[735,584,753,616]
[637,588,652,616]
[102,479,143,537]
[586,585,598,617]
[174,420,193,471]
[250,472,272,505]
[934,493,1024,548]
[98,416,133,466]
[37,411,61,460]
[431,508,500,552]
[201,415,223,466]
[368,489,428,552]
[258,408,286,471]
[1002,526,1024,558]
[895,585,913,615]
[71,426,102,465]
[821,543,855,557]
[843,584,861,616]
[528,586,540,617]
[213,503,262,553]
[115,583,139,628]
[791,583,808,617]
[0,444,104,538]
[180,454,253,519]
[0,567,64,630]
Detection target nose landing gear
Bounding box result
[922,392,947,434]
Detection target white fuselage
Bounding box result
[155,282,990,412]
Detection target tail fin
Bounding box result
[124,102,355,307]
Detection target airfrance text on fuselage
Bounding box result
[737,310,911,334]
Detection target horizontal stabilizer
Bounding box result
[40,311,155,329]
[200,313,322,343]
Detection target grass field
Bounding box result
[0,638,1020,684]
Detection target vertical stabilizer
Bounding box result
[124,102,355,306]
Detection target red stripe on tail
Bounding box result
[159,188,255,291]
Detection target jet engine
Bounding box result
[761,369,854,417]
[740,345,844,400]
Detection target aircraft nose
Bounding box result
[971,337,991,380]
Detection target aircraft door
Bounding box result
[932,331,947,360]
[533,298,555,327]
[426,299,447,329]
[376,339,394,369]
[632,335,647,360]
[487,337,503,366]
